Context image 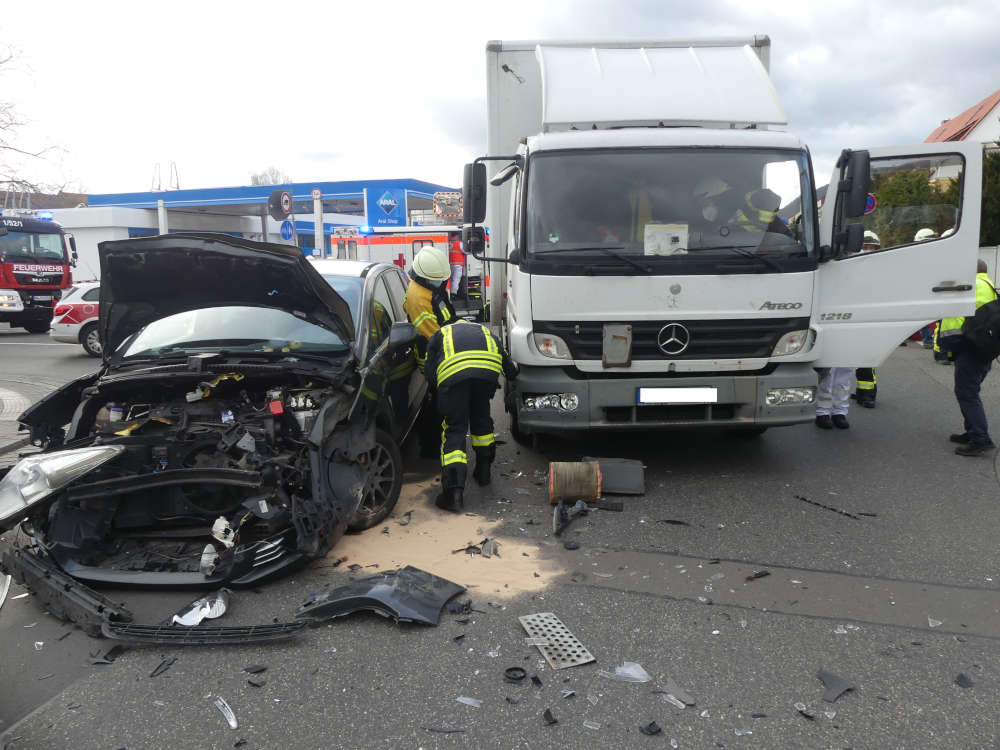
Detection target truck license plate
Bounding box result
[32,295,53,302]
[637,387,718,404]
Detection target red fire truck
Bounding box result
[0,212,77,333]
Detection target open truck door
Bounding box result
[815,141,982,367]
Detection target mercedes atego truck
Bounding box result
[460,37,983,441]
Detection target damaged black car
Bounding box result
[0,234,423,592]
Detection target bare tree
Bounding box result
[250,167,292,185]
[0,47,59,195]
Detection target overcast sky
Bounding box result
[3,0,999,195]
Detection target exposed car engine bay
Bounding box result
[13,367,370,587]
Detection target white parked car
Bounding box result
[50,280,101,356]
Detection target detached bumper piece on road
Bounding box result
[2,545,305,645]
[296,565,465,626]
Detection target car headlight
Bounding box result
[533,333,572,359]
[771,329,810,357]
[0,446,125,527]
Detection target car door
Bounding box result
[383,267,427,435]
[815,141,982,367]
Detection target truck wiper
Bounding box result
[533,246,651,274]
[712,246,785,273]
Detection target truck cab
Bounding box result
[463,39,983,438]
[0,212,77,333]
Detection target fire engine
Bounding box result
[0,211,78,333]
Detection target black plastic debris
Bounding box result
[751,713,767,718]
[234,740,247,748]
[553,500,588,536]
[453,634,466,643]
[582,457,645,494]
[543,708,558,725]
[658,519,690,526]
[955,673,974,688]
[563,540,580,550]
[504,667,527,684]
[505,695,519,705]
[381,527,390,535]
[105,620,305,645]
[448,600,473,615]
[247,679,266,688]
[87,644,127,665]
[423,727,466,734]
[396,511,413,526]
[745,570,771,582]
[595,499,624,511]
[531,674,543,688]
[296,566,465,626]
[793,494,861,520]
[640,721,662,736]
[243,665,267,674]
[150,657,176,678]
[817,669,855,702]
[455,617,471,624]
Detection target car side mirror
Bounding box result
[463,162,487,224]
[839,149,871,219]
[388,321,417,351]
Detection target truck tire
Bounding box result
[80,322,102,357]
[22,321,49,334]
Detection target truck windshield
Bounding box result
[0,231,66,264]
[525,148,814,270]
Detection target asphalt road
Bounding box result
[2,326,1000,749]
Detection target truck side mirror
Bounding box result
[839,149,871,219]
[833,222,865,259]
[67,234,79,267]
[463,162,487,224]
[462,226,486,257]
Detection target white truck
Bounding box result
[460,36,983,439]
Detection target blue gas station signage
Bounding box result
[366,188,405,227]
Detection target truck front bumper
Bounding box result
[513,364,818,432]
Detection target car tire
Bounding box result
[80,322,102,357]
[22,321,49,334]
[348,428,403,531]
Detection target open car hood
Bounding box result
[98,234,355,358]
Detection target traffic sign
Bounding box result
[864,193,877,215]
[280,220,294,241]
[311,188,322,201]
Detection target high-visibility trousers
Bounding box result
[438,378,497,489]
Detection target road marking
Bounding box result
[0,388,30,422]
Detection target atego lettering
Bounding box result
[758,301,803,310]
[11,264,64,273]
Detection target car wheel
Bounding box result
[348,428,403,531]
[80,322,102,357]
[22,321,49,334]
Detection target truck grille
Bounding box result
[13,272,63,286]
[534,317,809,360]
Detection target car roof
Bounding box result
[307,259,385,278]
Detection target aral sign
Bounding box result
[365,188,406,227]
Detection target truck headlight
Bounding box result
[524,393,580,412]
[771,330,810,357]
[0,446,125,527]
[0,290,24,311]
[533,333,572,359]
[765,387,815,406]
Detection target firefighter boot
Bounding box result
[435,487,465,513]
[472,445,495,487]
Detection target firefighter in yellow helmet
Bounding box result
[424,320,518,512]
[853,230,881,407]
[404,245,457,456]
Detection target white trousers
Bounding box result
[816,367,853,416]
[450,264,464,294]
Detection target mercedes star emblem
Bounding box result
[657,323,690,355]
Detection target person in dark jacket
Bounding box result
[424,320,518,511]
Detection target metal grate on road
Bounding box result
[519,612,595,669]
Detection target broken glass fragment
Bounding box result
[824,711,837,719]
[735,729,753,736]
[33,641,43,651]
[700,709,710,718]
[928,617,942,628]
[214,697,238,729]
[670,739,679,748]
[598,661,652,683]
[583,720,601,730]
[662,694,685,709]
[457,697,482,708]
[834,625,848,634]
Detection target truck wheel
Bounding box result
[22,321,49,334]
[348,429,403,531]
[80,322,102,357]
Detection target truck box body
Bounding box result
[476,38,983,435]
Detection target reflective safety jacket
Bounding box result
[403,273,456,370]
[936,272,997,354]
[425,320,517,390]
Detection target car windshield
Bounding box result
[525,148,814,268]
[320,275,364,325]
[118,306,350,359]
[0,231,66,263]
